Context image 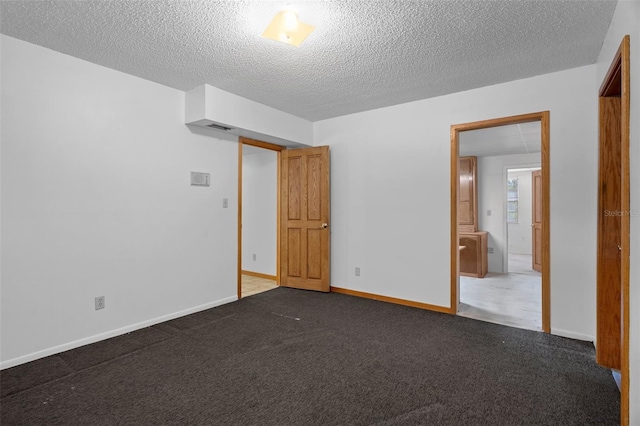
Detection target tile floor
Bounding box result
[507,252,540,275]
[458,253,542,331]
[241,274,278,297]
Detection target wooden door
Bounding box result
[596,35,630,425]
[280,146,330,292]
[531,170,542,272]
[596,96,622,370]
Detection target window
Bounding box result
[507,178,519,223]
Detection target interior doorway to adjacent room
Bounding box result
[506,167,542,276]
[237,139,332,298]
[238,138,282,298]
[451,112,550,333]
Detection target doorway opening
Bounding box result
[237,137,285,299]
[451,112,550,333]
[237,139,332,298]
[457,127,542,331]
[506,166,542,277]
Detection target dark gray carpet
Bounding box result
[0,288,619,425]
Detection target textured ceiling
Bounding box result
[0,1,617,122]
[460,122,541,158]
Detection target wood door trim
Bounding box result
[450,126,459,314]
[239,137,286,151]
[331,287,451,314]
[451,112,544,133]
[238,137,285,300]
[597,35,630,426]
[237,142,243,299]
[599,38,624,97]
[450,111,551,335]
[619,36,630,426]
[276,151,281,285]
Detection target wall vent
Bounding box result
[206,123,233,131]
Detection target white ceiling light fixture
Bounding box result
[262,10,314,47]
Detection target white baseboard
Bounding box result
[550,327,594,343]
[0,295,238,370]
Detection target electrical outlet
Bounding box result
[253,253,257,261]
[355,267,361,276]
[95,296,105,310]
[487,247,494,254]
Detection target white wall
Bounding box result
[596,1,640,422]
[314,64,598,341]
[0,36,240,367]
[507,169,535,256]
[242,148,277,276]
[476,153,540,273]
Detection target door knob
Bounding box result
[320,223,329,229]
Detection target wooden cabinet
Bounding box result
[458,156,488,278]
[458,156,478,233]
[459,231,488,278]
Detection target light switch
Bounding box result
[223,198,228,208]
